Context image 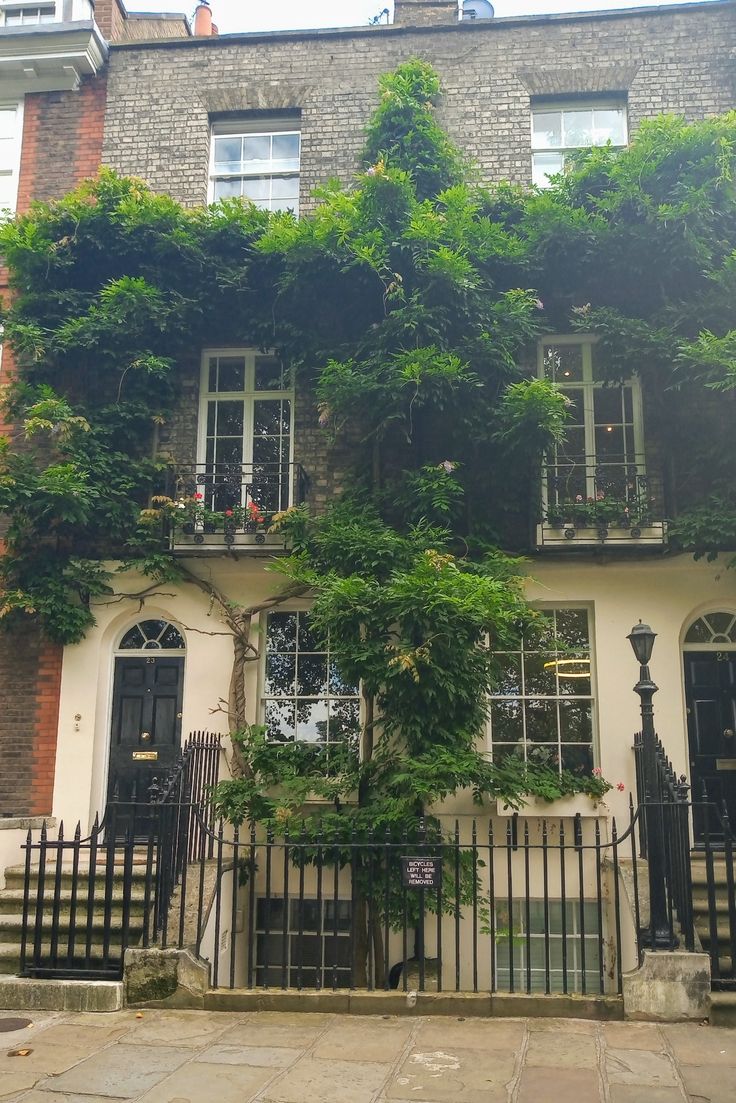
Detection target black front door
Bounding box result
[685,650,736,841]
[107,656,185,817]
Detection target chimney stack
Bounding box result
[193,1,217,36]
[393,0,459,27]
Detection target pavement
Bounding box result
[0,1009,734,1103]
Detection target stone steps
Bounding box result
[0,851,154,978]
[0,888,148,916]
[690,851,736,988]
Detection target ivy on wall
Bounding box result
[0,64,734,876]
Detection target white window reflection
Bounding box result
[489,608,595,776]
[531,102,627,188]
[263,611,361,749]
[210,123,301,214]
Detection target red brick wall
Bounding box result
[16,78,106,209]
[94,0,127,41]
[0,75,107,816]
[0,624,62,816]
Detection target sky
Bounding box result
[126,0,715,36]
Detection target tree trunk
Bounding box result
[371,905,386,988]
[352,886,369,988]
[227,611,253,779]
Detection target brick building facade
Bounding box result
[0,0,189,822]
[102,2,736,209]
[0,0,735,868]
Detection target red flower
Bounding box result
[616,782,625,792]
[225,509,233,517]
[194,493,203,500]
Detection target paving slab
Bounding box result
[602,1022,667,1052]
[608,1088,685,1103]
[14,1094,127,1103]
[311,1017,413,1062]
[525,1031,597,1068]
[678,1063,736,1103]
[42,1044,193,1100]
[606,1047,678,1088]
[0,1042,97,1079]
[121,1012,233,1048]
[135,1061,276,1103]
[662,1023,736,1067]
[194,1044,302,1067]
[28,1023,128,1048]
[387,1046,516,1102]
[412,1017,525,1051]
[262,1056,389,1103]
[516,1066,602,1102]
[218,1012,332,1049]
[527,1016,599,1034]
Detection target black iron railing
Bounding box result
[165,462,309,546]
[694,786,736,989]
[19,732,221,981]
[631,734,695,954]
[146,810,636,995]
[19,806,636,993]
[539,456,665,544]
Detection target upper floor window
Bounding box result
[531,100,627,188]
[198,349,293,515]
[540,338,644,507]
[2,4,56,24]
[209,117,301,215]
[0,101,23,215]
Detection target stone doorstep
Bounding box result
[0,976,123,1012]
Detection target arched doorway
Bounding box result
[683,611,736,838]
[107,618,186,808]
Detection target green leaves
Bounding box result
[362,60,465,202]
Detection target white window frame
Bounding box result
[0,2,58,26]
[208,116,301,215]
[539,335,646,505]
[531,99,628,188]
[0,99,24,217]
[495,898,603,994]
[255,895,353,989]
[258,607,362,752]
[197,347,295,512]
[487,604,599,775]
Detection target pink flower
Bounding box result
[225,509,233,517]
[616,782,625,792]
[592,767,603,777]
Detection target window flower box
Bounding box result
[496,794,607,818]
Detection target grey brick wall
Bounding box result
[102,2,736,209]
[101,1,736,508]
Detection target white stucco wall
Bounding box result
[49,551,736,833]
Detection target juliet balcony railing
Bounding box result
[537,456,667,549]
[165,462,309,552]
